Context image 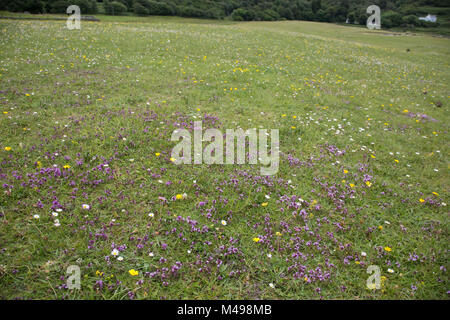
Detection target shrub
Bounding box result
[402,15,419,26]
[179,6,203,18]
[231,8,254,21]
[381,11,403,28]
[104,1,127,15]
[133,2,149,16]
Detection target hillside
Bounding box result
[0,0,448,30]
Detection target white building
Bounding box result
[419,14,437,23]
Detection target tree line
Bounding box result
[0,0,447,28]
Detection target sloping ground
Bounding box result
[0,17,448,299]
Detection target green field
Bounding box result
[0,15,448,300]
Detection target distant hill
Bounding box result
[1,0,448,29]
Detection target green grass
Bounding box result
[0,14,448,300]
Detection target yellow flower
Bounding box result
[394,159,399,163]
[281,114,286,117]
[419,198,425,203]
[176,194,183,200]
[384,247,392,252]
[378,226,383,230]
[63,164,71,169]
[343,169,348,174]
[36,161,42,168]
[129,269,139,276]
[4,147,11,151]
[370,154,376,159]
[432,192,439,196]
[291,126,296,129]
[261,202,268,207]
[155,153,160,157]
[349,183,355,188]
[275,232,282,236]
[252,237,260,243]
[365,181,372,187]
[403,109,409,113]
[170,157,176,162]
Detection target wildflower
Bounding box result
[269,283,275,289]
[155,153,160,157]
[111,249,119,257]
[170,157,176,162]
[221,220,227,226]
[419,198,425,203]
[370,154,376,159]
[4,147,11,151]
[82,204,90,210]
[343,169,348,174]
[384,247,392,252]
[275,232,282,236]
[432,192,439,196]
[33,214,40,219]
[394,159,399,163]
[365,181,372,187]
[52,212,58,217]
[182,193,188,199]
[148,212,154,218]
[261,202,268,207]
[267,253,272,259]
[378,226,383,230]
[388,269,394,273]
[176,194,183,200]
[149,252,154,257]
[117,256,123,261]
[252,237,261,243]
[349,183,355,188]
[129,269,139,276]
[63,164,71,169]
[361,251,367,257]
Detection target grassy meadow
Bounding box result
[0,14,448,299]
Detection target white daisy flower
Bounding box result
[117,256,123,261]
[269,283,275,289]
[33,214,40,219]
[111,249,119,256]
[82,204,90,210]
[221,220,227,226]
[361,251,367,257]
